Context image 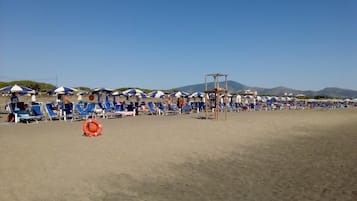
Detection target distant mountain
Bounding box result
[172,80,357,98]
[316,87,357,98]
[172,80,249,92]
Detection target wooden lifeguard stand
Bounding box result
[204,73,228,120]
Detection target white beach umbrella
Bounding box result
[256,96,262,102]
[148,90,165,98]
[112,91,126,96]
[220,93,232,98]
[170,91,189,98]
[0,84,34,94]
[49,86,78,95]
[123,88,147,98]
[92,87,114,94]
[189,91,205,98]
[77,91,89,95]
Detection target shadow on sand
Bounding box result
[94,122,357,201]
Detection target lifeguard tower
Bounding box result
[204,73,228,120]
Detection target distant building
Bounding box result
[238,89,257,96]
[295,94,306,98]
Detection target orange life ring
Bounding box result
[89,95,95,101]
[82,119,102,137]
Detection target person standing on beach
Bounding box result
[10,93,19,103]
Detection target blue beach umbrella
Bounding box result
[123,88,147,98]
[170,91,189,98]
[189,91,205,98]
[0,84,34,94]
[111,91,126,96]
[49,86,77,95]
[92,87,114,94]
[111,91,125,104]
[148,90,165,98]
[92,88,114,103]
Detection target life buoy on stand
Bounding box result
[88,94,95,101]
[82,119,102,137]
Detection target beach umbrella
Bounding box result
[49,86,77,95]
[92,87,113,94]
[111,91,126,104]
[77,91,89,95]
[123,88,144,95]
[112,91,126,96]
[0,84,34,94]
[256,96,262,102]
[76,91,88,101]
[123,88,147,98]
[220,93,232,98]
[189,91,205,98]
[169,91,189,98]
[148,90,165,98]
[91,88,114,103]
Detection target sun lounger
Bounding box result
[163,104,180,115]
[112,104,135,117]
[7,102,42,124]
[146,102,159,115]
[72,102,96,121]
[44,103,61,121]
[29,103,44,121]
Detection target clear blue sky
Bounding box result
[1,0,356,90]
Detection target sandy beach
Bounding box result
[0,109,356,201]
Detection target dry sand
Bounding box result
[0,109,356,201]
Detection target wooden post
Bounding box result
[204,73,229,120]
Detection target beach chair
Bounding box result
[111,103,135,117]
[100,101,124,119]
[146,102,158,115]
[62,103,74,121]
[72,102,94,121]
[7,102,42,124]
[30,103,44,121]
[181,103,192,114]
[104,101,114,111]
[164,104,180,115]
[44,103,61,121]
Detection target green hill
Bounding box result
[0,80,55,92]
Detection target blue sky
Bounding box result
[1,0,356,90]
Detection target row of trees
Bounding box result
[0,80,55,92]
